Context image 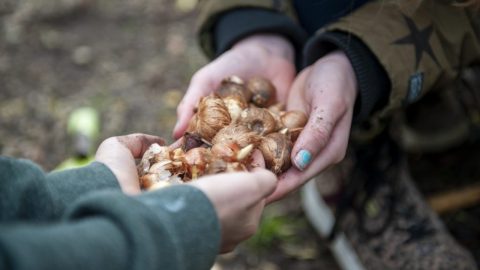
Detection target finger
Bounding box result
[265,169,302,204]
[173,74,215,139]
[249,149,266,169]
[266,114,352,203]
[224,169,278,200]
[168,136,184,150]
[173,52,254,139]
[286,67,311,112]
[192,169,277,205]
[288,68,350,171]
[251,169,278,198]
[174,48,296,138]
[266,58,297,103]
[291,106,341,170]
[173,100,196,139]
[116,133,165,158]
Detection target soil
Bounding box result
[0,1,478,269]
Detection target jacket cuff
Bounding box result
[213,8,307,68]
[137,185,220,269]
[46,162,121,216]
[304,31,391,123]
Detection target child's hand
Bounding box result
[267,50,358,203]
[173,34,296,139]
[95,134,165,195]
[189,150,277,253]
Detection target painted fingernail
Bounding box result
[294,149,312,171]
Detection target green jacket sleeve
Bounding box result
[317,0,480,132]
[0,157,220,270]
[0,157,120,221]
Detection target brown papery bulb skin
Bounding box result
[217,76,252,101]
[186,114,199,134]
[267,109,283,131]
[281,110,308,129]
[137,143,166,176]
[206,158,228,175]
[247,76,276,107]
[206,158,247,175]
[140,174,157,190]
[268,103,285,114]
[212,123,260,148]
[288,127,303,143]
[187,94,231,141]
[184,147,212,179]
[211,142,239,162]
[183,132,205,152]
[239,107,276,135]
[225,162,247,173]
[222,93,248,122]
[258,132,293,174]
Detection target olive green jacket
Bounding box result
[0,157,220,270]
[196,0,480,134]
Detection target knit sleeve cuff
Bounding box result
[303,31,391,124]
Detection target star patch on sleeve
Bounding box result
[393,15,440,70]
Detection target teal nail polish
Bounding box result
[295,150,312,170]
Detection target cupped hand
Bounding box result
[190,150,277,253]
[267,50,358,203]
[95,133,165,196]
[173,34,296,139]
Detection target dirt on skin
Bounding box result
[0,1,478,269]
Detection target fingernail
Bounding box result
[173,120,180,131]
[294,149,312,171]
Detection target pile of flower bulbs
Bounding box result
[138,76,307,190]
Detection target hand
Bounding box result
[95,133,165,196]
[190,150,277,253]
[173,34,296,139]
[267,50,358,203]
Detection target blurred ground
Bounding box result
[0,0,204,168]
[0,1,478,269]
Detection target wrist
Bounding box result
[232,34,295,63]
[304,33,391,123]
[322,50,357,88]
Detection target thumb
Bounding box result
[250,169,278,199]
[173,100,195,139]
[286,68,341,172]
[249,149,266,170]
[291,107,340,171]
[173,74,215,139]
[115,133,165,158]
[191,169,277,206]
[248,150,278,198]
